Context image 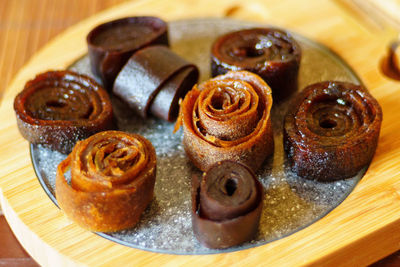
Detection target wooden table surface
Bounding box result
[0,0,399,266]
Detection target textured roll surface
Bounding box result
[284,81,382,181]
[192,160,263,249]
[176,70,274,172]
[113,45,199,121]
[87,16,169,89]
[56,130,157,232]
[13,70,114,154]
[211,28,301,101]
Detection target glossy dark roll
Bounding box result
[87,16,169,89]
[113,45,199,121]
[176,70,273,172]
[284,81,382,181]
[211,28,301,101]
[56,131,157,232]
[13,70,114,154]
[192,160,263,249]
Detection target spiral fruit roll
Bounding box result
[56,130,157,232]
[176,70,274,172]
[211,28,301,101]
[191,160,263,249]
[13,70,114,154]
[284,81,382,181]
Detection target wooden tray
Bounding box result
[0,0,399,266]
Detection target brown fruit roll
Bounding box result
[284,81,383,181]
[175,70,274,172]
[56,130,157,232]
[13,70,114,154]
[87,16,169,89]
[113,45,199,121]
[211,28,301,101]
[192,160,263,249]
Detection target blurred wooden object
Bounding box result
[0,0,400,266]
[337,0,400,30]
[0,216,38,267]
[0,0,128,101]
[0,0,125,265]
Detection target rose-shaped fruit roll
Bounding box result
[176,70,273,172]
[87,16,169,89]
[211,28,301,101]
[14,70,114,154]
[113,45,199,121]
[192,160,263,249]
[284,81,382,181]
[56,131,157,232]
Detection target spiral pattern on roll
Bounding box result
[284,81,382,181]
[177,70,274,172]
[56,131,156,232]
[13,70,114,153]
[191,160,263,249]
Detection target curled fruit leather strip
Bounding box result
[284,81,383,181]
[176,70,274,172]
[191,160,263,249]
[113,45,199,121]
[87,16,169,89]
[13,70,114,154]
[211,28,301,101]
[56,131,157,232]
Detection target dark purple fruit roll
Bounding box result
[113,45,199,121]
[191,160,263,249]
[284,81,382,181]
[211,28,301,101]
[13,70,114,154]
[87,16,169,89]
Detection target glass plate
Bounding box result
[31,18,364,255]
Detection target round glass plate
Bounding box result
[30,18,364,255]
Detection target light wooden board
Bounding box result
[0,0,399,266]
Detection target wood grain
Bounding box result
[0,0,128,101]
[0,0,400,266]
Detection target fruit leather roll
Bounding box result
[13,70,114,154]
[113,45,199,121]
[284,81,382,181]
[56,131,157,232]
[176,70,273,172]
[87,16,169,89]
[211,28,301,101]
[192,160,263,249]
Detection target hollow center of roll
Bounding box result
[319,118,337,129]
[224,177,238,196]
[26,85,98,121]
[211,95,226,110]
[232,46,264,58]
[46,100,67,108]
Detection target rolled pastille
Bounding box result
[13,70,113,154]
[113,45,199,121]
[56,131,157,232]
[284,81,382,181]
[191,160,263,249]
[87,16,169,89]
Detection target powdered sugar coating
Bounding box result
[31,18,362,254]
